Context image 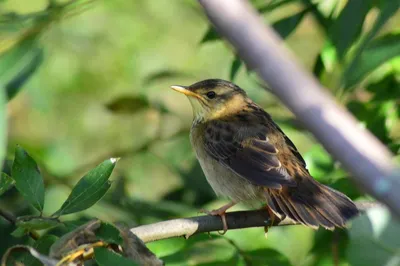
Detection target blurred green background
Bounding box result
[0,0,399,265]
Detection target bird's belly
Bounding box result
[190,133,263,202]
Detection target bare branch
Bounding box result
[197,0,400,217]
[131,201,380,243]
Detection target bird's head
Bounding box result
[171,79,249,122]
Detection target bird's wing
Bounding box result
[203,119,297,189]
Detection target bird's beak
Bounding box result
[171,85,202,100]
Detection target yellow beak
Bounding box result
[171,85,202,100]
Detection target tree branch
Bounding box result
[131,201,379,243]
[197,0,400,217]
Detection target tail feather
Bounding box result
[265,179,359,230]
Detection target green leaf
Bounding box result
[200,27,220,43]
[344,34,400,88]
[347,98,397,144]
[303,145,344,182]
[300,0,331,33]
[6,48,43,101]
[0,36,43,101]
[257,0,294,14]
[105,96,149,114]
[11,146,45,212]
[0,86,6,170]
[161,238,236,265]
[23,235,58,266]
[94,247,138,266]
[200,0,295,44]
[366,73,400,102]
[96,222,124,245]
[348,206,400,266]
[329,0,374,59]
[16,215,61,230]
[52,158,118,216]
[312,53,324,78]
[143,70,192,85]
[245,248,291,266]
[343,0,400,89]
[229,57,242,81]
[11,227,28,238]
[3,245,58,266]
[0,172,15,196]
[272,8,309,39]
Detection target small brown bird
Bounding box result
[171,79,359,233]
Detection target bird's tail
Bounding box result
[264,178,359,230]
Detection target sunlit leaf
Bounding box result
[94,247,138,266]
[52,158,118,216]
[146,238,186,258]
[344,34,400,88]
[347,99,396,144]
[303,145,336,182]
[343,0,400,88]
[201,0,296,44]
[11,146,45,212]
[0,172,15,196]
[366,74,400,102]
[329,0,374,59]
[348,206,400,266]
[272,8,309,39]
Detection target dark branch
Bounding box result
[197,0,400,217]
[131,201,380,243]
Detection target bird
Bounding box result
[171,79,359,234]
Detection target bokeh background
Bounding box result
[1,0,399,265]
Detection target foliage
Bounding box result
[0,0,399,265]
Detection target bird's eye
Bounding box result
[206,91,216,99]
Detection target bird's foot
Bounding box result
[200,202,236,235]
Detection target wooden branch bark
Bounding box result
[197,0,400,217]
[131,201,379,243]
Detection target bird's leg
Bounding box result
[264,205,278,237]
[200,201,236,235]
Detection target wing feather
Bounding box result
[203,119,296,189]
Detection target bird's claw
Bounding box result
[200,208,229,235]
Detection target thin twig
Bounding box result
[0,208,40,240]
[0,208,17,224]
[131,201,380,243]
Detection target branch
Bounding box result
[131,201,379,243]
[197,0,400,217]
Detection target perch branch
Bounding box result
[131,201,379,243]
[197,0,400,217]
